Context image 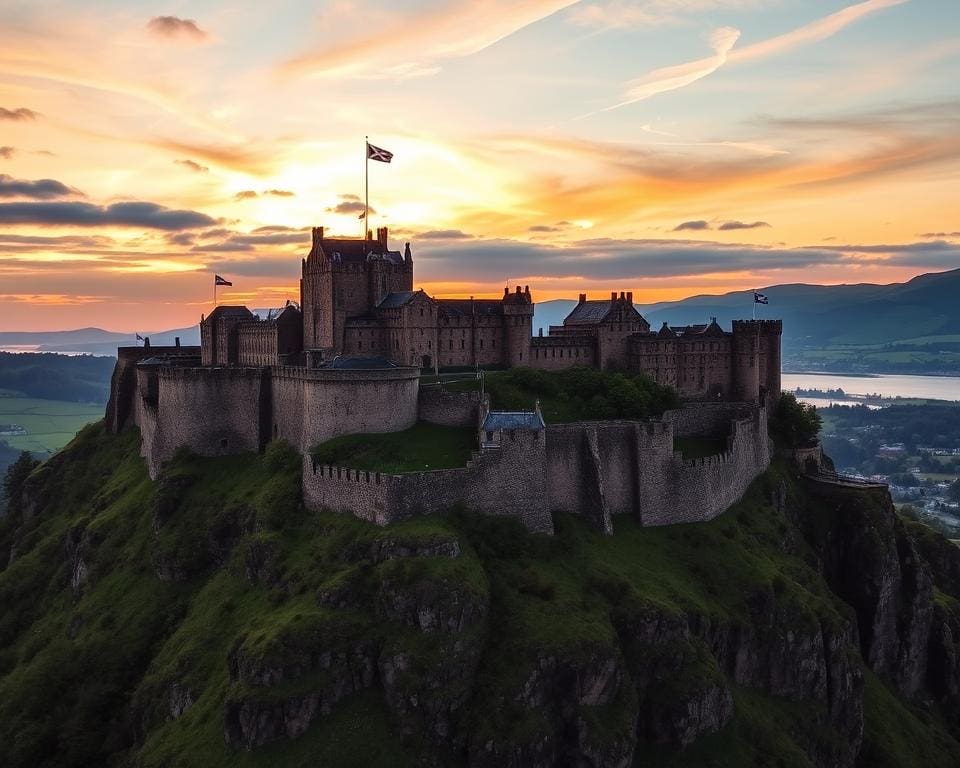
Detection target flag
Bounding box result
[366,142,393,163]
[754,291,769,305]
[136,333,144,342]
[358,210,366,219]
[215,274,232,286]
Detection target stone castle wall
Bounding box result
[303,402,770,534]
[303,428,552,533]
[417,386,483,427]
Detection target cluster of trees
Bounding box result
[769,393,822,448]
[484,366,682,423]
[0,352,115,404]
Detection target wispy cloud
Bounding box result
[0,146,13,159]
[719,220,770,230]
[674,220,711,231]
[730,0,910,64]
[281,0,578,78]
[593,0,910,114]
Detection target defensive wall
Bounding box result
[302,402,771,534]
[106,345,200,433]
[127,363,420,478]
[416,385,484,428]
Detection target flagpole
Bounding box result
[752,288,756,321]
[364,135,369,249]
[214,279,217,308]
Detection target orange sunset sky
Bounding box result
[1,0,959,331]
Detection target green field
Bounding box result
[0,396,103,454]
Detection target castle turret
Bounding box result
[731,320,761,403]
[758,319,782,410]
[502,285,534,367]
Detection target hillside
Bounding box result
[1,425,960,766]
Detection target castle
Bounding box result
[106,227,782,535]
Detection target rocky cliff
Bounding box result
[0,423,958,767]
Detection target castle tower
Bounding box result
[300,225,412,356]
[502,285,534,366]
[758,320,783,410]
[731,321,761,403]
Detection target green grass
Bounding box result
[0,395,102,454]
[3,427,960,767]
[310,421,476,473]
[674,437,727,460]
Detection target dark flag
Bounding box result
[366,142,393,163]
[136,333,144,342]
[215,274,232,286]
[358,210,366,219]
[754,291,769,305]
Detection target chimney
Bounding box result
[404,242,412,262]
[610,291,617,301]
[516,286,522,295]
[619,291,625,300]
[524,284,530,296]
[378,227,388,248]
[578,293,586,304]
[504,286,510,297]
[175,336,180,348]
[367,231,373,241]
[144,337,151,349]
[538,327,543,337]
[627,291,633,304]
[311,227,323,249]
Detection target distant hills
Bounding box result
[533,268,960,373]
[4,268,960,373]
[0,326,200,357]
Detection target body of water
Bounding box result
[783,372,960,403]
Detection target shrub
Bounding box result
[769,393,822,448]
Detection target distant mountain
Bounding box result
[0,326,201,356]
[534,269,960,354]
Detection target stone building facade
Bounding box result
[193,224,780,409]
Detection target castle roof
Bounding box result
[437,299,502,318]
[206,305,254,321]
[318,238,404,265]
[376,290,429,309]
[563,298,644,326]
[482,410,545,431]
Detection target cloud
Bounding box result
[0,174,79,200]
[174,159,209,173]
[415,230,474,240]
[594,0,909,114]
[166,232,196,246]
[595,26,740,114]
[327,200,375,215]
[339,194,361,202]
[281,0,578,78]
[0,201,217,230]
[0,107,38,121]
[235,189,296,201]
[192,230,310,253]
[0,147,13,159]
[920,231,960,238]
[673,220,710,231]
[730,0,910,64]
[146,16,208,42]
[719,220,770,230]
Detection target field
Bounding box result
[0,396,103,454]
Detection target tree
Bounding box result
[1,451,40,518]
[947,479,960,504]
[769,393,822,448]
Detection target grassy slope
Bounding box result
[0,425,958,767]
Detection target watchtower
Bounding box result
[501,285,534,367]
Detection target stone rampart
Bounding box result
[303,428,552,533]
[664,401,755,438]
[106,346,200,433]
[417,385,483,428]
[270,366,419,452]
[141,367,269,478]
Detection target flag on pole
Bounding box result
[136,333,144,342]
[366,142,393,163]
[754,291,769,305]
[358,210,366,219]
[215,275,232,286]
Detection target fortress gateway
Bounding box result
[107,227,782,534]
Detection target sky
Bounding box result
[0,0,959,331]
